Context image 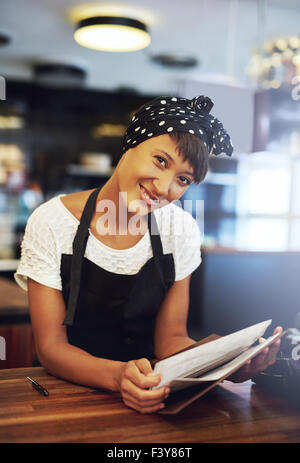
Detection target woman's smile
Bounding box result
[139,184,160,207]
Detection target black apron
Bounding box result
[60,187,175,362]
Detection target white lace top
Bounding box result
[14,195,202,291]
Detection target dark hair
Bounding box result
[169,132,209,184]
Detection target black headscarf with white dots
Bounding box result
[122,95,233,157]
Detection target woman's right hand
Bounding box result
[117,358,170,414]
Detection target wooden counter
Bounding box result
[0,366,300,443]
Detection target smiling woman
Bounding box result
[13,93,280,415]
[92,133,207,237]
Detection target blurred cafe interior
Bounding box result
[0,0,300,369]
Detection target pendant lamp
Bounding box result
[74,16,151,52]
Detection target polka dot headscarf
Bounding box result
[122,95,233,157]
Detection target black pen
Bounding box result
[26,376,49,396]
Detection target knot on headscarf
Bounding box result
[122,95,233,157]
[190,95,214,114]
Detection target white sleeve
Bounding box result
[14,205,62,291]
[172,208,202,282]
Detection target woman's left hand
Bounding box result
[230,326,283,383]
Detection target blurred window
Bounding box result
[236,153,300,250]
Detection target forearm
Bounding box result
[38,342,124,392]
[155,334,196,360]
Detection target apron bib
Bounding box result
[61,187,175,361]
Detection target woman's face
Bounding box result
[116,134,194,214]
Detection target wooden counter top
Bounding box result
[0,366,300,443]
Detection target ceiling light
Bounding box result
[0,116,24,129]
[74,16,150,52]
[150,52,199,69]
[0,32,11,47]
[33,64,86,88]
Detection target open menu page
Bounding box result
[167,331,281,392]
[152,319,272,389]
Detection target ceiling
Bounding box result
[1,0,300,96]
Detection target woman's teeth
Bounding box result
[142,189,150,200]
[141,186,155,202]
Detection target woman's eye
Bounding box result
[179,176,192,186]
[155,156,167,167]
[154,156,192,186]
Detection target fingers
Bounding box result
[232,327,284,383]
[231,360,251,382]
[123,376,169,403]
[260,326,283,365]
[273,326,283,348]
[123,396,166,414]
[266,328,282,365]
[250,342,278,373]
[120,358,170,414]
[122,385,170,414]
[122,382,170,413]
[251,349,269,371]
[136,357,154,376]
[258,325,283,361]
[274,326,283,336]
[126,358,162,389]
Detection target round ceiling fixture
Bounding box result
[150,52,199,69]
[33,64,86,88]
[0,32,11,46]
[74,16,151,52]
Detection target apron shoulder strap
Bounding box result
[147,211,163,257]
[63,187,101,326]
